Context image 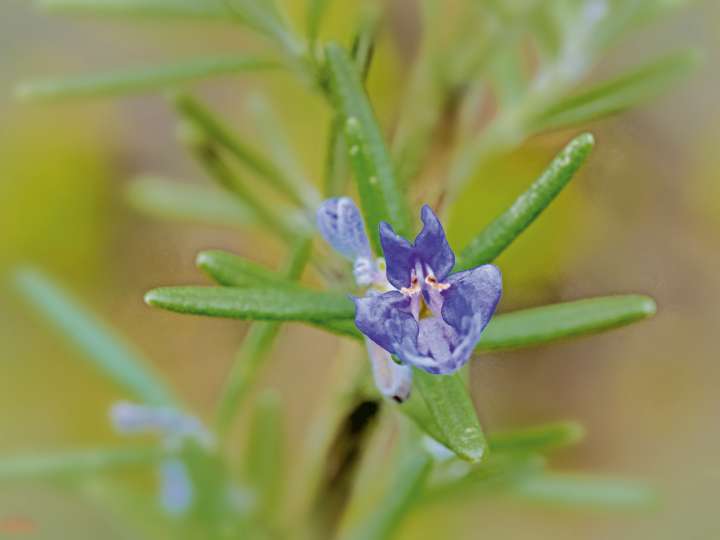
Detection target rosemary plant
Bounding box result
[5,1,698,538]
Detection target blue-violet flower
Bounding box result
[317,198,502,398]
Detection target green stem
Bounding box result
[214,237,312,442]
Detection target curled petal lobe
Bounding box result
[414,205,455,281]
[379,221,414,289]
[317,197,371,261]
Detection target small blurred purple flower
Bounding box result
[354,205,502,374]
[159,458,194,516]
[110,401,213,449]
[110,401,212,516]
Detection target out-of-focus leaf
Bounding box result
[423,453,546,503]
[413,370,486,463]
[477,295,657,351]
[243,390,285,523]
[325,43,412,250]
[340,446,431,540]
[306,0,332,50]
[145,286,354,322]
[16,56,276,101]
[126,176,254,227]
[488,421,585,454]
[178,119,300,241]
[456,133,595,270]
[14,268,179,406]
[0,447,164,480]
[35,0,232,19]
[175,94,315,209]
[196,250,295,289]
[509,473,657,509]
[245,94,320,209]
[530,50,699,132]
[224,0,303,56]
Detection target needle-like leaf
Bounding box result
[16,56,276,101]
[509,473,657,509]
[477,295,657,351]
[14,268,179,406]
[0,446,164,480]
[126,176,254,227]
[243,390,285,524]
[35,0,232,19]
[488,421,585,454]
[145,286,354,322]
[456,133,595,271]
[325,43,412,250]
[530,50,699,132]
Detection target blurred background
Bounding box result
[1,0,719,538]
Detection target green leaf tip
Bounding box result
[144,286,355,322]
[478,294,658,352]
[413,370,487,463]
[456,132,595,270]
[489,421,586,454]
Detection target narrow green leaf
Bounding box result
[340,447,431,540]
[509,473,657,509]
[145,286,354,322]
[175,94,314,210]
[477,295,657,351]
[324,43,412,250]
[177,118,300,241]
[16,56,276,101]
[412,369,486,463]
[531,50,699,132]
[243,390,285,523]
[196,250,295,289]
[0,447,164,481]
[14,268,178,406]
[224,0,304,56]
[246,94,321,209]
[423,453,546,503]
[36,0,233,19]
[488,421,585,454]
[126,176,254,227]
[456,133,595,271]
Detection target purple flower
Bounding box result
[354,205,502,374]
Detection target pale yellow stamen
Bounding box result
[425,275,450,291]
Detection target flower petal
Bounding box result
[379,221,414,289]
[365,338,412,402]
[317,197,371,261]
[354,290,416,355]
[442,264,503,334]
[414,205,455,281]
